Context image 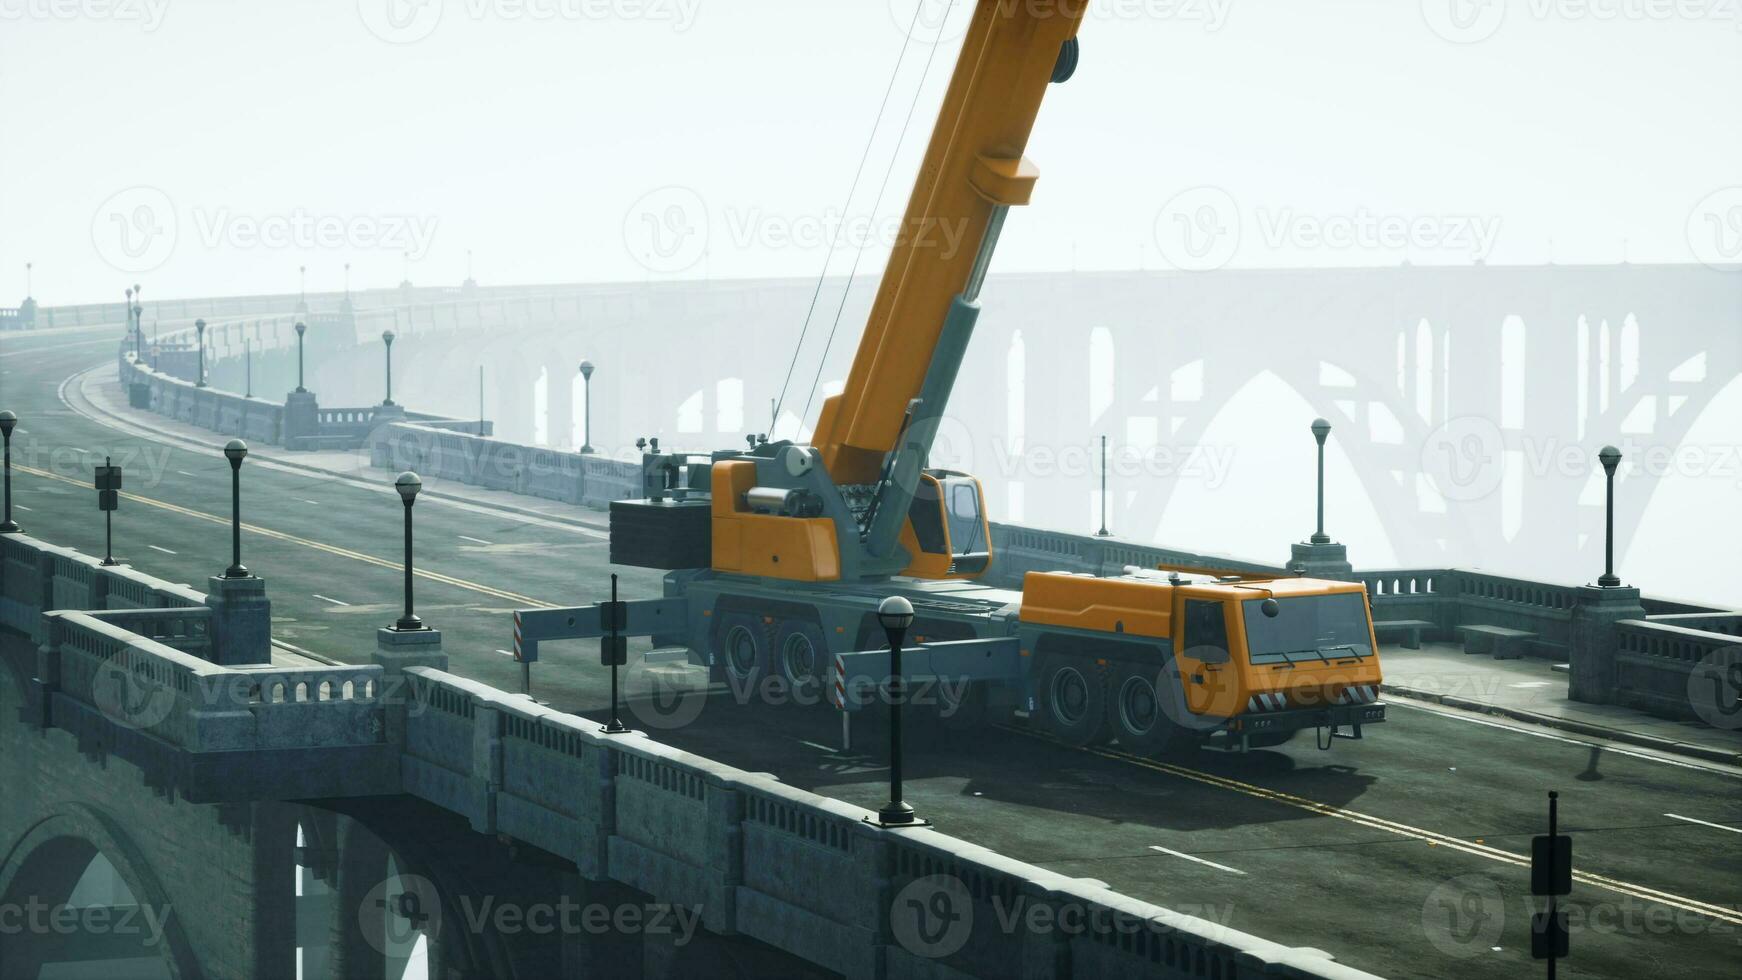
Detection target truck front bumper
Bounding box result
[1231,700,1387,736]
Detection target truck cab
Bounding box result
[1019,571,1385,753]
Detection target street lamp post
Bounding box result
[579,359,595,453]
[223,440,249,578]
[395,472,424,630]
[1096,434,1110,537]
[874,595,920,827]
[124,287,134,344]
[195,319,208,388]
[382,330,396,405]
[245,339,253,398]
[0,411,18,534]
[1310,418,1332,544]
[1598,446,1622,588]
[294,322,307,393]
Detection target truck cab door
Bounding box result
[1175,594,1236,718]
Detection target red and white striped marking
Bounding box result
[513,610,523,663]
[1245,691,1288,713]
[1336,684,1379,705]
[832,653,847,709]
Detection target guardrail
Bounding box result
[1615,619,1741,721]
[120,351,288,445]
[368,422,638,510]
[1,531,204,644]
[401,666,1380,980]
[41,610,383,754]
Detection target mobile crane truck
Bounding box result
[522,0,1385,754]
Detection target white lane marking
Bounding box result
[301,499,320,505]
[176,470,195,477]
[1664,813,1742,835]
[495,649,517,658]
[14,505,31,512]
[148,545,177,555]
[1148,845,1246,876]
[459,535,494,546]
[71,448,89,455]
[1385,699,1736,777]
[312,594,351,607]
[798,740,837,753]
[1509,681,1554,689]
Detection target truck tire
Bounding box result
[715,612,772,700]
[773,619,828,708]
[1111,663,1196,758]
[1034,653,1110,747]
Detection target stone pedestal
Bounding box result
[207,575,272,665]
[374,627,445,744]
[1289,540,1353,580]
[284,389,320,448]
[1568,584,1646,705]
[372,402,406,423]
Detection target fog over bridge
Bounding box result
[286,263,1741,603]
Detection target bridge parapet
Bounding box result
[39,611,385,755]
[397,666,1378,980]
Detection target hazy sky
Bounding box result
[2,0,1738,304]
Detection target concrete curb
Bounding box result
[1381,684,1742,768]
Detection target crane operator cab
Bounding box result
[900,470,992,579]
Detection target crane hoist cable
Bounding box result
[770,1,930,439]
[799,0,959,436]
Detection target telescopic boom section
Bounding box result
[811,0,1085,485]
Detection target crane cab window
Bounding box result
[1182,599,1230,664]
[945,480,984,556]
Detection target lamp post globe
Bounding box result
[877,595,915,635]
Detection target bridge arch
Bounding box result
[0,803,201,980]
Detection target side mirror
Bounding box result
[1261,598,1280,619]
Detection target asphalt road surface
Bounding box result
[3,323,1738,980]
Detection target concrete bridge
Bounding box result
[6,278,1739,980]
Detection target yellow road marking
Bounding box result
[14,463,557,610]
[1003,725,1742,926]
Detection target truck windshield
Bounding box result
[1241,594,1373,665]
